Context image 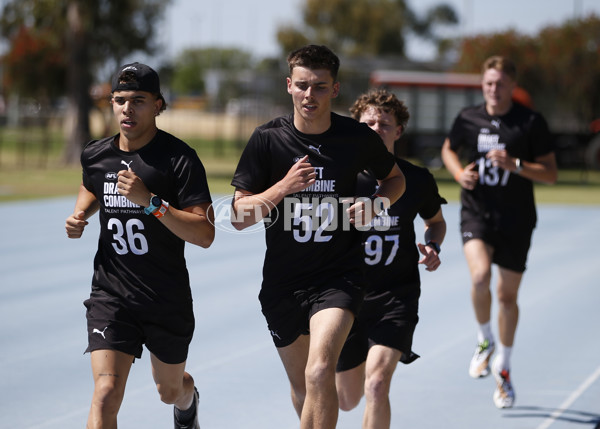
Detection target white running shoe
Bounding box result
[468,339,495,378]
[492,358,515,408]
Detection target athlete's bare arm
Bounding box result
[231,155,316,230]
[373,162,405,208]
[116,168,215,248]
[417,208,446,272]
[161,202,215,248]
[486,149,557,185]
[346,163,405,226]
[65,184,99,239]
[441,138,479,190]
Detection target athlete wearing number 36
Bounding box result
[65,62,214,429]
[441,56,557,409]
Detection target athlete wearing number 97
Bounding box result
[335,88,447,429]
[441,56,557,409]
[65,62,214,429]
[231,45,405,429]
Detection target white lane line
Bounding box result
[536,364,600,429]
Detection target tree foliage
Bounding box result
[2,26,66,99]
[0,0,171,163]
[171,47,254,95]
[276,0,458,57]
[452,15,600,128]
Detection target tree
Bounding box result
[452,31,541,94]
[452,15,600,130]
[536,15,600,125]
[276,0,458,57]
[171,47,254,95]
[0,0,171,164]
[2,27,66,100]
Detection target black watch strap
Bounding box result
[369,193,386,215]
[426,240,441,254]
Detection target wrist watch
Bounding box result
[144,195,162,215]
[425,240,441,254]
[514,158,523,174]
[369,193,386,216]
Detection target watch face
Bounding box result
[151,196,162,207]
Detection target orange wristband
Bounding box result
[153,200,169,219]
[454,169,464,182]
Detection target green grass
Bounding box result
[0,128,599,204]
[0,157,239,202]
[2,159,599,205]
[0,130,242,201]
[430,166,600,205]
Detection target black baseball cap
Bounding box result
[111,62,162,95]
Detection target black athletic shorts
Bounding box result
[336,286,420,372]
[461,214,533,273]
[259,269,366,348]
[84,290,195,364]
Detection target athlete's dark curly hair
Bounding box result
[287,45,340,81]
[350,88,410,131]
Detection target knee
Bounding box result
[497,289,518,307]
[364,372,391,403]
[92,381,124,416]
[156,384,181,405]
[305,360,334,390]
[471,268,492,290]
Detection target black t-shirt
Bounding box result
[447,102,554,230]
[357,158,446,297]
[231,113,396,292]
[81,130,212,308]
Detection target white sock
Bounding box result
[495,343,512,371]
[477,321,494,344]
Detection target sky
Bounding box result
[156,0,600,62]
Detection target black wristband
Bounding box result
[426,240,441,254]
[369,193,386,215]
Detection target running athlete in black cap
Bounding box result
[65,62,214,429]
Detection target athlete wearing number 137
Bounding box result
[65,62,214,429]
[441,56,557,409]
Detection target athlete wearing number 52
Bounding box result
[65,62,214,429]
[441,56,557,409]
[231,45,405,429]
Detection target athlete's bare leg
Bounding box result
[278,335,310,417]
[464,239,494,325]
[336,362,366,411]
[301,307,354,429]
[496,267,523,347]
[87,349,134,429]
[361,345,401,429]
[150,354,195,410]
